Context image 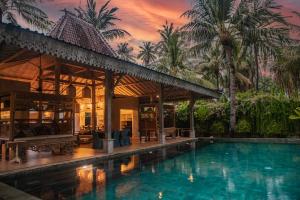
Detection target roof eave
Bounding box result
[0,23,221,99]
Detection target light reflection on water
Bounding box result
[2,142,300,200]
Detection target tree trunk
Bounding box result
[225,47,236,137]
[254,45,259,92]
[216,75,219,90]
[0,9,3,23]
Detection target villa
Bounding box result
[0,12,219,169]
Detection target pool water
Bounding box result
[2,142,300,200]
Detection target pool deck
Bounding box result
[0,137,197,177]
[0,182,40,200]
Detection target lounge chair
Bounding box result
[112,131,121,147]
[121,129,131,146]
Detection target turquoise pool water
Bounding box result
[2,142,300,199]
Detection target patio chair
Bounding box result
[112,131,121,147]
[121,129,131,146]
[92,131,103,149]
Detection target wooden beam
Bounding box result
[116,80,151,87]
[0,49,27,68]
[43,78,93,87]
[0,75,31,83]
[55,67,105,82]
[113,74,124,88]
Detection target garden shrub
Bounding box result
[264,120,283,136]
[236,119,251,133]
[175,91,300,137]
[210,121,225,135]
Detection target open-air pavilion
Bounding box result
[0,12,220,166]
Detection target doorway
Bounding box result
[120,109,133,134]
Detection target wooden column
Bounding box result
[9,93,15,141]
[104,70,114,153]
[189,96,196,138]
[54,66,60,122]
[158,84,165,144]
[91,79,97,131]
[38,62,43,123]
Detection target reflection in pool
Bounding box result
[2,142,300,199]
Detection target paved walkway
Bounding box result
[0,137,197,176]
[0,182,40,200]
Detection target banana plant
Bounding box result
[289,107,300,120]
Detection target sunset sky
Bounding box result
[30,0,300,52]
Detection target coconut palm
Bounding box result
[75,0,130,40]
[181,0,289,135]
[156,22,186,76]
[117,42,135,62]
[138,42,157,67]
[240,0,290,91]
[271,46,300,96]
[198,44,225,90]
[182,0,246,135]
[0,0,52,30]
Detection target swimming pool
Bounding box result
[2,142,300,199]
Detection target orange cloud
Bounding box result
[18,0,300,52]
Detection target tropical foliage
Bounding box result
[117,42,135,62]
[138,42,157,67]
[154,22,186,76]
[176,92,300,137]
[0,0,52,30]
[271,46,300,96]
[181,0,291,135]
[75,0,130,40]
[289,107,300,120]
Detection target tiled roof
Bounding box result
[48,11,116,57]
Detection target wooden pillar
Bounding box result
[189,96,196,138]
[9,93,15,141]
[104,70,114,153]
[91,79,97,131]
[1,142,6,161]
[54,66,60,122]
[38,62,43,123]
[158,84,165,144]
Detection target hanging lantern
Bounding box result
[67,84,76,97]
[82,86,91,99]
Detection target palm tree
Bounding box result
[198,44,225,90]
[0,0,52,30]
[138,42,157,67]
[156,22,185,76]
[271,46,300,96]
[117,42,135,62]
[240,0,290,91]
[75,0,130,40]
[182,0,244,135]
[182,0,289,135]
